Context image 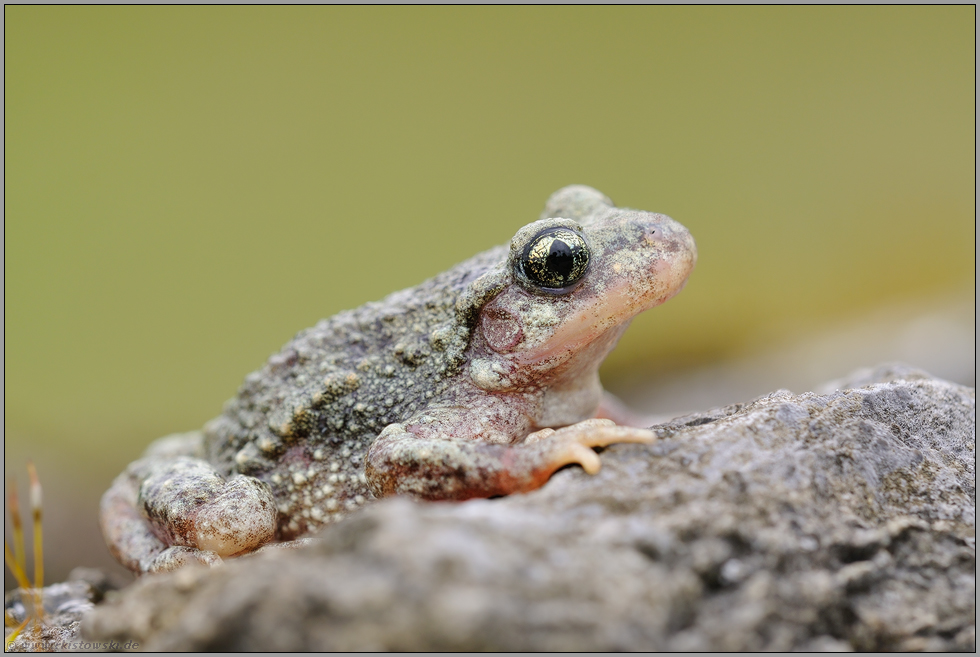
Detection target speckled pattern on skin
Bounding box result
[100,185,697,574]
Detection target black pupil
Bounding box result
[547,240,574,278]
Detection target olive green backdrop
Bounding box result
[4,7,975,583]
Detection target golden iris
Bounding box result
[521,227,590,291]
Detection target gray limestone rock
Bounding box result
[81,367,975,651]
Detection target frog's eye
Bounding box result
[519,227,590,292]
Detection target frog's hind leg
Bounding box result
[99,432,277,574]
[365,419,654,501]
[100,459,222,574]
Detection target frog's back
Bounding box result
[204,246,504,486]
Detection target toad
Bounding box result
[100,185,697,573]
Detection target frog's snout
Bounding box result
[624,214,697,309]
[668,222,697,268]
[639,214,697,268]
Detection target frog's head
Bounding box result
[458,185,696,425]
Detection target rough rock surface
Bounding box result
[4,568,125,652]
[82,366,975,651]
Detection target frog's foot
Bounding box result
[140,458,278,557]
[522,418,655,474]
[100,455,278,574]
[365,419,654,501]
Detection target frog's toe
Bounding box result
[145,546,222,574]
[552,440,603,475]
[192,475,278,557]
[549,419,656,449]
[537,422,653,477]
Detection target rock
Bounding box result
[815,362,939,393]
[82,367,975,651]
[4,566,125,652]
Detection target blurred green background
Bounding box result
[4,6,974,585]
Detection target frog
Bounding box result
[100,185,697,574]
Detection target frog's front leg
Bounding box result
[100,433,277,574]
[365,418,654,500]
